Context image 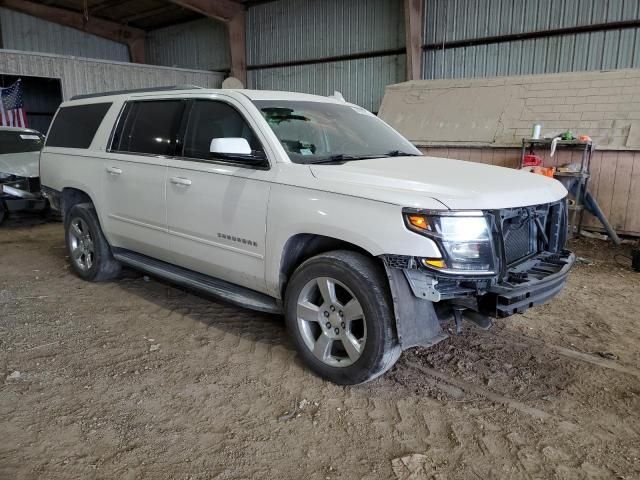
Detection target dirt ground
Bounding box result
[1,216,639,480]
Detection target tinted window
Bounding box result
[182,100,262,160]
[0,131,44,154]
[113,100,185,156]
[46,103,112,148]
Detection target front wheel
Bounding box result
[284,250,401,385]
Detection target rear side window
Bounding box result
[111,100,185,156]
[46,103,112,148]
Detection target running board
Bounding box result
[112,250,281,315]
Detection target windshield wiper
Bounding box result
[306,154,375,164]
[305,150,422,165]
[384,150,422,157]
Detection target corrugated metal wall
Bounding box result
[0,7,129,62]
[147,18,230,72]
[247,0,405,112]
[250,55,406,113]
[0,50,224,101]
[423,0,640,79]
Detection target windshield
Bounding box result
[253,100,421,164]
[0,130,44,154]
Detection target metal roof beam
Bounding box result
[121,4,178,24]
[0,0,146,63]
[167,0,243,22]
[90,0,132,14]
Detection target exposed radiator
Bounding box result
[503,216,534,264]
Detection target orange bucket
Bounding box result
[532,166,555,178]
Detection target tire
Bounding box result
[284,250,401,385]
[0,200,6,226]
[65,203,120,281]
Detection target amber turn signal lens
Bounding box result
[407,214,428,230]
[422,258,446,268]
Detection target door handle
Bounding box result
[170,176,192,186]
[106,166,122,175]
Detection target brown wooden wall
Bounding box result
[420,147,640,237]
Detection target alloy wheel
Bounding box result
[68,217,95,271]
[296,277,367,367]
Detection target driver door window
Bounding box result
[182,100,263,161]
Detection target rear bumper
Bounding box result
[479,250,575,318]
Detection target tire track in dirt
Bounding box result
[405,360,553,421]
[498,330,640,380]
[61,277,640,478]
[3,221,640,479]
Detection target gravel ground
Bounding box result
[1,216,639,479]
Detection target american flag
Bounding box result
[0,80,28,128]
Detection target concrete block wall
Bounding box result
[379,70,640,236]
[380,69,640,150]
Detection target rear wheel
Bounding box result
[284,250,401,385]
[65,203,120,281]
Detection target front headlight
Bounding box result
[404,210,496,274]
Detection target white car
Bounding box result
[39,86,574,385]
[0,126,47,224]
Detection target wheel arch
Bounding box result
[61,187,94,223]
[277,232,380,300]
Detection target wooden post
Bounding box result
[168,0,246,86]
[128,37,146,64]
[227,10,246,86]
[404,0,424,81]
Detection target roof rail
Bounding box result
[70,85,205,101]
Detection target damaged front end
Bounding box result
[383,199,575,350]
[0,129,47,223]
[0,174,47,223]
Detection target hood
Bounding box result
[309,156,567,210]
[0,151,40,178]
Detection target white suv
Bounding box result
[40,86,574,385]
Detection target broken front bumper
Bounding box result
[478,250,575,318]
[1,176,47,215]
[397,249,576,318]
[383,200,574,349]
[383,249,575,350]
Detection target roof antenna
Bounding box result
[330,91,345,102]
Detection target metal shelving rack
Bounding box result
[520,138,594,237]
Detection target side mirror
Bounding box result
[210,137,252,156]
